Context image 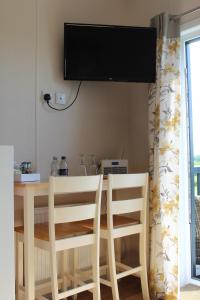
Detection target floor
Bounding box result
[181,284,200,300]
[43,276,143,300]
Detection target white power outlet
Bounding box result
[41,90,53,102]
[55,93,66,105]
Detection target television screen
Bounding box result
[64,23,157,83]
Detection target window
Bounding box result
[186,37,200,279]
[180,19,200,286]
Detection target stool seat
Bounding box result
[15,222,93,241]
[82,214,139,230]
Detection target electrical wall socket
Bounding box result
[55,93,66,105]
[41,90,53,102]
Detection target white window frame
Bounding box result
[180,18,200,287]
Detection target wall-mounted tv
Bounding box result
[64,23,157,83]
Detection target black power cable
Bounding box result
[44,81,82,111]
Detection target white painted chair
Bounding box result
[82,173,150,300]
[15,175,103,300]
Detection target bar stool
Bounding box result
[82,173,150,300]
[15,175,103,300]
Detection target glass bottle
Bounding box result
[79,154,87,176]
[89,154,97,175]
[50,156,59,176]
[59,156,68,176]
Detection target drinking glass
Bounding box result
[79,154,87,176]
[88,154,97,175]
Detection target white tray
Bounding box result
[14,173,40,182]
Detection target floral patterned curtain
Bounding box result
[148,13,181,300]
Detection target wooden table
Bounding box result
[14,179,108,300]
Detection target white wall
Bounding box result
[0,0,36,165]
[1,0,199,179]
[0,146,14,299]
[0,0,149,179]
[0,0,173,179]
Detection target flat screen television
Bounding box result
[64,23,157,83]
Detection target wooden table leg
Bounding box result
[24,188,35,300]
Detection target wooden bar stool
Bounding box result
[15,175,103,300]
[82,173,150,300]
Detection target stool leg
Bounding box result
[106,250,110,280]
[16,233,23,300]
[140,269,150,300]
[107,237,120,300]
[50,247,59,300]
[61,250,68,299]
[115,238,122,285]
[115,239,121,274]
[73,248,78,300]
[115,239,121,263]
[92,243,100,300]
[139,233,150,300]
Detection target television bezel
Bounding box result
[64,23,157,83]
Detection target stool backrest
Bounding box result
[107,173,148,226]
[48,175,103,247]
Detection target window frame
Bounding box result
[180,18,200,287]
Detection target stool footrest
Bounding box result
[36,295,48,300]
[116,266,142,279]
[113,224,143,238]
[58,282,95,299]
[100,277,112,287]
[116,261,142,272]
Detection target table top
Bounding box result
[14,180,48,189]
[14,178,108,196]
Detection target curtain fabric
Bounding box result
[148,13,181,300]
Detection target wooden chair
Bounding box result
[15,175,103,300]
[82,173,150,300]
